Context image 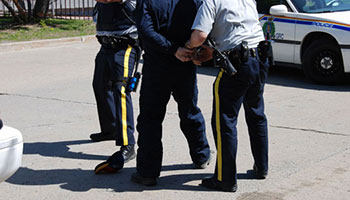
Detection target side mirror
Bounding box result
[270,5,289,15]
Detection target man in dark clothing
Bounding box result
[131,0,211,186]
[91,0,140,174]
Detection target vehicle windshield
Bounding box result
[291,0,350,13]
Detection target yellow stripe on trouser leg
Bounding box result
[214,70,224,181]
[121,45,132,146]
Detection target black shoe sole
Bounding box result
[255,173,268,179]
[94,161,120,174]
[201,177,237,192]
[253,164,268,179]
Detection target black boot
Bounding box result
[94,151,124,174]
[201,177,237,192]
[194,154,211,169]
[94,144,136,174]
[253,164,268,179]
[120,144,136,163]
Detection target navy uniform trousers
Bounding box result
[93,44,137,146]
[212,53,269,187]
[136,55,210,178]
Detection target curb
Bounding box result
[0,35,97,53]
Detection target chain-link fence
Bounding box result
[0,0,96,20]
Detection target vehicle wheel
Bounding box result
[302,40,345,84]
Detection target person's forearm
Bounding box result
[186,30,208,49]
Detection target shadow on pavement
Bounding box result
[6,165,212,192]
[196,65,350,92]
[6,164,259,192]
[24,140,109,161]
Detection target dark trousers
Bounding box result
[136,56,210,178]
[92,45,137,146]
[211,55,269,187]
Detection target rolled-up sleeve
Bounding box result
[191,0,216,34]
[136,0,179,55]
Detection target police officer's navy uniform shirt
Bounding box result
[95,0,137,36]
[192,0,264,51]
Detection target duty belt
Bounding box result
[223,47,257,67]
[96,35,130,49]
[223,48,256,59]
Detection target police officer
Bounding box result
[130,0,211,186]
[91,0,140,174]
[181,0,270,192]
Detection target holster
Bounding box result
[257,40,274,67]
[213,51,237,76]
[223,41,257,69]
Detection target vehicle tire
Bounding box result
[302,40,345,84]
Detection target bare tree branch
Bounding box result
[13,0,27,21]
[0,0,23,23]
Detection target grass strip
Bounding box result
[0,18,96,43]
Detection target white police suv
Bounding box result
[257,0,350,84]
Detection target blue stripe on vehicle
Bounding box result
[332,25,350,32]
[274,18,296,23]
[296,20,313,25]
[260,15,350,32]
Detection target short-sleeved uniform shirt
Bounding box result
[192,0,264,51]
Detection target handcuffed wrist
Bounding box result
[185,40,195,50]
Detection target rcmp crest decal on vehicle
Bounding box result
[262,17,275,38]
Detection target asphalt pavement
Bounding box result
[0,37,349,200]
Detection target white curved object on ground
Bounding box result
[0,126,23,182]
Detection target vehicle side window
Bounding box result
[256,0,291,14]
